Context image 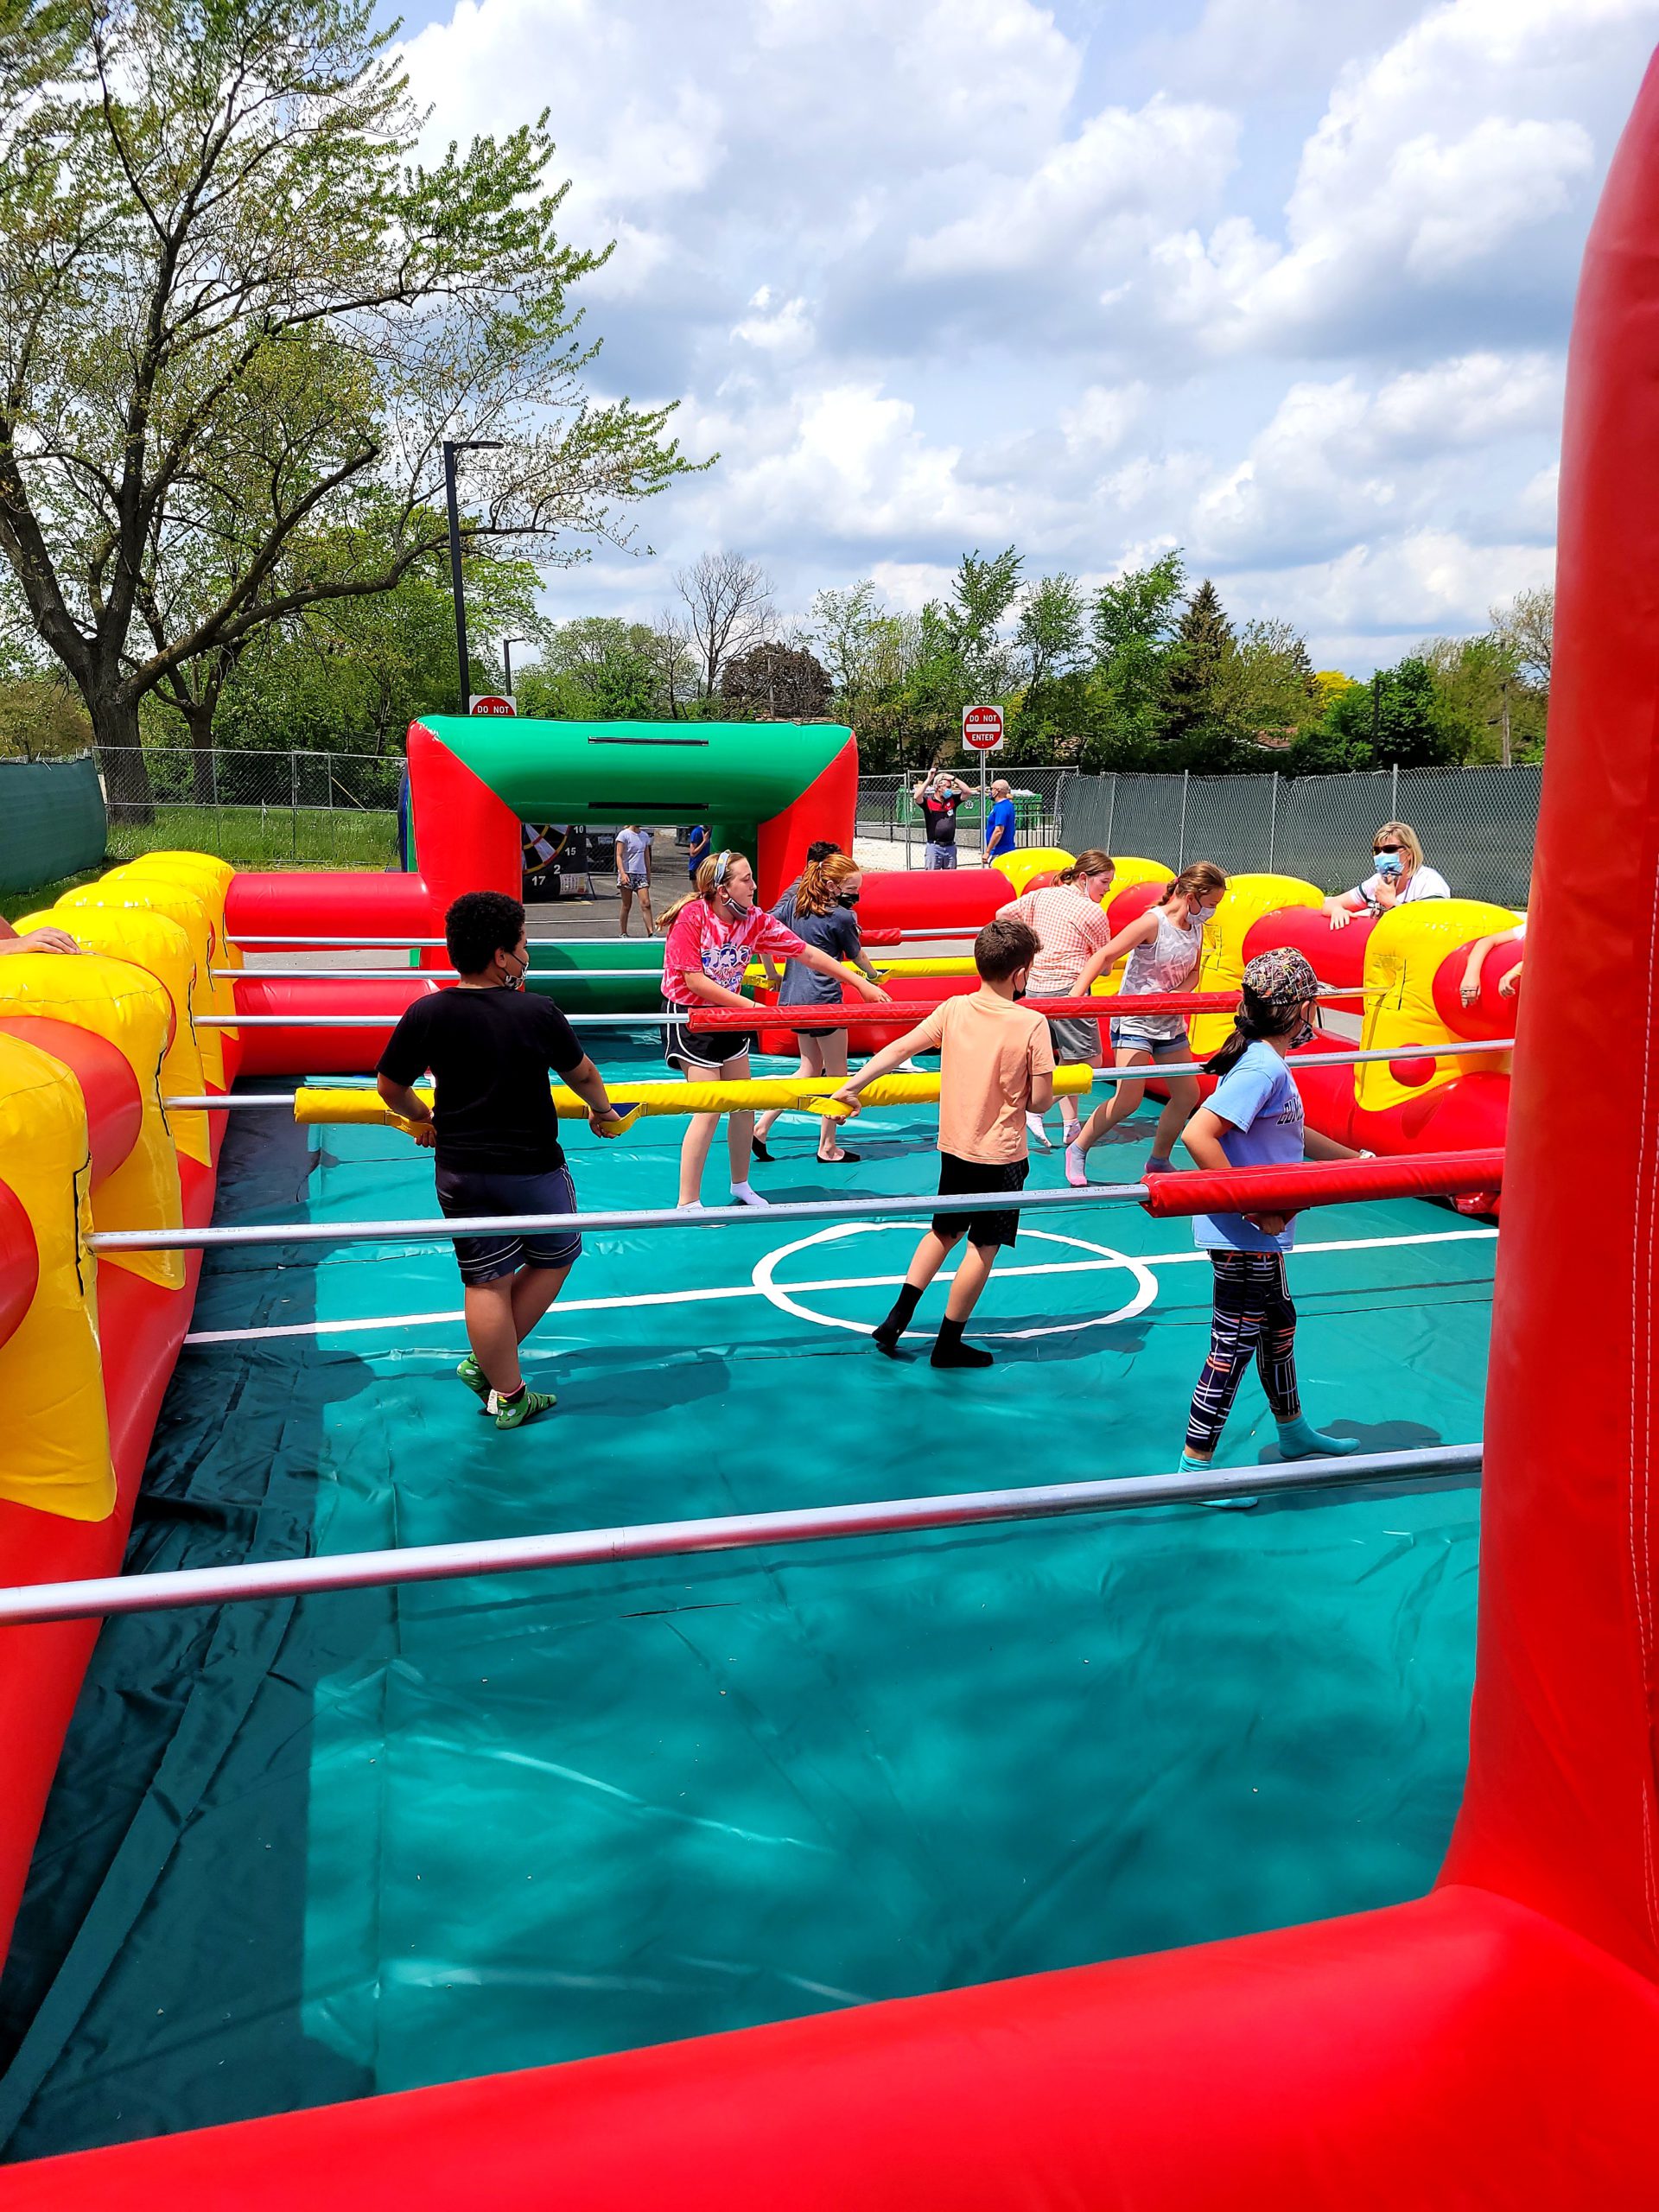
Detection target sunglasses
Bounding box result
[1374,842,1402,855]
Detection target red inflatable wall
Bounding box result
[0,1019,210,1959]
[1439,52,1659,1980]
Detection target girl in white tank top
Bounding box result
[1063,861,1229,1185]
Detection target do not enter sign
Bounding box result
[962,703,1004,752]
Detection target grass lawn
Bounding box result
[108,804,397,870]
[1,868,108,924]
[3,806,397,920]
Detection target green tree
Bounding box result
[1088,550,1185,756]
[1418,632,1548,765]
[1162,577,1235,742]
[1012,573,1087,750]
[938,545,1022,699]
[1294,656,1453,773]
[1211,618,1321,753]
[203,531,543,762]
[719,641,832,719]
[518,617,661,719]
[0,0,699,813]
[1490,586,1553,691]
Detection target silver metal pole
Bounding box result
[222,929,985,963]
[1179,768,1190,868]
[208,977,677,995]
[1391,763,1400,817]
[158,1037,1517,1116]
[1106,772,1117,850]
[1268,772,1279,871]
[90,1180,1154,1254]
[0,1444,1482,1626]
[199,1007,668,1026]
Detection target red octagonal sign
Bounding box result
[962,703,1004,751]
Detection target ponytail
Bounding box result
[658,850,746,932]
[1206,988,1278,1079]
[1057,849,1114,886]
[1160,860,1227,908]
[795,851,858,917]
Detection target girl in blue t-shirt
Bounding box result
[1178,947,1366,1479]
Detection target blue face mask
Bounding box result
[1375,852,1402,880]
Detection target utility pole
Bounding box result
[442,437,504,715]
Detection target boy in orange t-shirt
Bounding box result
[833,915,1053,1368]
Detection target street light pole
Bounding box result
[503,635,530,696]
[442,437,504,716]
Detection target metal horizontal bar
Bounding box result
[90,1180,1152,1252]
[164,1094,304,1109]
[160,1036,1516,1116]
[198,1008,666,1027]
[217,968,461,980]
[0,1444,1482,1625]
[1086,1038,1513,1084]
[232,938,450,948]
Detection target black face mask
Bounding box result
[837,893,860,907]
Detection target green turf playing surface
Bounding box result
[0,1033,1491,2158]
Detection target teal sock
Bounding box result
[1180,1449,1257,1510]
[1276,1415,1360,1460]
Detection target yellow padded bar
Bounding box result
[296,1065,1093,1130]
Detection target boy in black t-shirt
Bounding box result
[377,891,629,1430]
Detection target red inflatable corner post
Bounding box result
[1439,48,1659,1981]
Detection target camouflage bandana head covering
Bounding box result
[1242,946,1319,1029]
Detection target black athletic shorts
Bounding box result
[662,1007,755,1071]
[932,1151,1029,1249]
[434,1162,582,1285]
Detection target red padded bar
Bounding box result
[1140,1147,1505,1218]
[0,1179,38,1347]
[0,1016,144,1185]
[690,990,1247,1032]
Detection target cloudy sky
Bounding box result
[394,0,1659,674]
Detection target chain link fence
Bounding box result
[96,747,401,869]
[1057,766,1539,907]
[83,748,1540,907]
[855,768,1076,865]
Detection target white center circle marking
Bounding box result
[751,1221,1159,1341]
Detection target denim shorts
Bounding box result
[1110,1021,1192,1060]
[434,1162,582,1284]
[924,843,958,870]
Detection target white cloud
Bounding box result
[905,97,1237,280]
[1153,0,1651,353]
[397,0,1649,669]
[732,288,816,354]
[1059,383,1153,456]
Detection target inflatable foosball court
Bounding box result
[8,60,1659,2210]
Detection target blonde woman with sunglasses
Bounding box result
[1322,821,1449,930]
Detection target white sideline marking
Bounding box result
[182,1225,1497,1345]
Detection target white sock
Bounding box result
[730,1181,769,1207]
[678,1198,706,1211]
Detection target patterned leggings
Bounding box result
[1185,1250,1301,1454]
